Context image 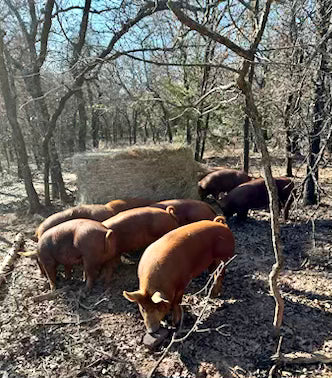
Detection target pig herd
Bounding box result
[22,168,295,337]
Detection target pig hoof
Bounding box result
[143,328,170,350]
[210,289,221,298]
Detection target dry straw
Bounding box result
[72,144,205,204]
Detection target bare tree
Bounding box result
[168,0,284,334]
[0,29,42,213]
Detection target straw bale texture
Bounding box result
[72,145,201,204]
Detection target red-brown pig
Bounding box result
[150,199,216,226]
[123,216,235,334]
[198,168,252,200]
[100,206,179,285]
[34,198,155,240]
[21,219,115,291]
[220,177,295,221]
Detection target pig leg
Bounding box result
[101,256,121,287]
[43,263,57,291]
[208,260,226,298]
[39,255,57,291]
[36,258,46,277]
[83,260,100,291]
[171,290,184,328]
[64,265,73,280]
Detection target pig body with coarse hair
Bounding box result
[35,198,154,240]
[150,199,216,226]
[34,219,115,291]
[198,168,252,200]
[220,176,294,220]
[100,206,179,285]
[123,217,234,334]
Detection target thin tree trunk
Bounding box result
[76,89,88,152]
[0,30,42,213]
[238,76,284,335]
[200,113,210,160]
[304,0,331,204]
[243,64,255,173]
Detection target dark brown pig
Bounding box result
[123,216,235,334]
[35,198,155,240]
[150,199,216,226]
[220,177,294,221]
[198,168,252,200]
[100,206,179,285]
[22,219,115,291]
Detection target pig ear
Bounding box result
[123,290,144,303]
[151,291,170,304]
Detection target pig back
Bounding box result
[138,220,234,296]
[199,169,251,194]
[151,199,216,225]
[38,219,110,265]
[102,207,178,255]
[105,198,155,213]
[36,204,115,239]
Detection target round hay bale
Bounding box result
[72,145,200,204]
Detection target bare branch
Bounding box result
[167,1,251,60]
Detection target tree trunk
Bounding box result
[304,0,331,205]
[68,110,77,155]
[76,89,88,152]
[243,116,250,173]
[132,109,138,144]
[238,75,284,336]
[0,31,42,213]
[87,83,100,149]
[194,117,202,161]
[200,113,210,160]
[186,119,192,145]
[243,64,254,173]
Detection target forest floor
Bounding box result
[0,149,332,378]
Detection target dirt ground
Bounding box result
[0,151,332,378]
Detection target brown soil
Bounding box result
[0,151,332,378]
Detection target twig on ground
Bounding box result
[0,232,24,287]
[31,287,69,303]
[193,255,237,296]
[94,349,134,365]
[42,316,97,327]
[311,218,316,251]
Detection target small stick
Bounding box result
[0,233,24,287]
[31,287,69,303]
[311,218,316,251]
[43,316,97,327]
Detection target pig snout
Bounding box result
[138,305,161,334]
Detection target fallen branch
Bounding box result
[0,232,24,287]
[272,351,332,365]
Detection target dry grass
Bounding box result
[72,144,201,204]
